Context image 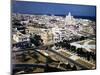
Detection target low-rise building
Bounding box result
[13,31,30,43]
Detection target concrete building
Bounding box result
[65,12,76,25]
[51,26,68,43]
[13,31,30,43]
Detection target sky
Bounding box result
[12,1,96,18]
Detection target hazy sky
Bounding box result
[12,1,96,18]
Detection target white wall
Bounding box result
[0,0,99,75]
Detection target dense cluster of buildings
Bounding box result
[12,12,95,46]
[12,12,96,74]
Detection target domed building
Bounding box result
[65,12,76,25]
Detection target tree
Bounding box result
[70,45,76,52]
[80,36,85,40]
[65,63,71,69]
[30,34,43,47]
[91,52,96,61]
[72,65,77,70]
[76,48,82,56]
[66,43,70,49]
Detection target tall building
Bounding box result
[65,12,76,25]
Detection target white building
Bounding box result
[13,31,30,43]
[51,26,67,43]
[65,12,76,25]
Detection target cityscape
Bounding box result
[12,1,96,75]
